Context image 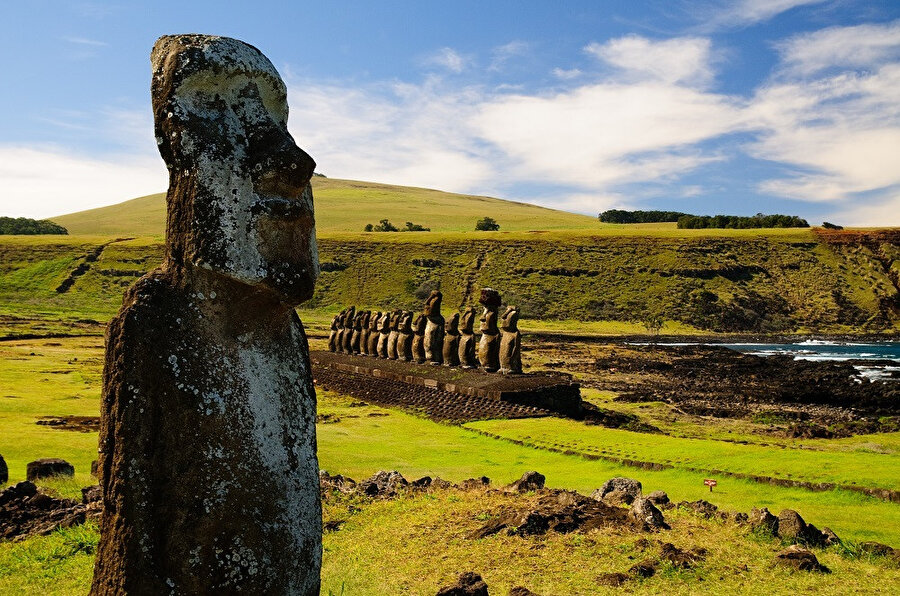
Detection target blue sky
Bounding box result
[1,0,899,225]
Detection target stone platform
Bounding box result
[311,351,581,422]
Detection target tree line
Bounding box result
[599,209,809,229]
[0,217,68,235]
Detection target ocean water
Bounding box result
[718,341,900,381]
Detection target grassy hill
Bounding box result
[49,177,600,236]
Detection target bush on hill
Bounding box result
[0,217,68,235]
[677,213,809,229]
[822,222,843,230]
[475,216,500,231]
[599,209,690,224]
[364,219,430,232]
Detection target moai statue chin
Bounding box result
[387,310,401,360]
[350,310,364,355]
[412,313,427,364]
[359,311,372,356]
[458,306,478,369]
[443,312,461,367]
[341,305,356,354]
[477,288,502,372]
[499,305,522,374]
[376,309,391,358]
[423,290,445,365]
[328,312,341,352]
[91,35,321,595]
[398,311,414,362]
[367,312,381,356]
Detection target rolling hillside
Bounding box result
[49,177,600,236]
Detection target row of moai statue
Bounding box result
[328,288,522,374]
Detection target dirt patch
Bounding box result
[35,416,100,432]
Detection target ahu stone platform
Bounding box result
[311,351,581,422]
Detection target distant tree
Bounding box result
[599,209,690,224]
[475,216,500,231]
[677,213,809,229]
[364,223,374,232]
[365,219,398,232]
[403,221,430,232]
[822,221,843,230]
[0,217,68,235]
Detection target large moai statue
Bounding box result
[91,35,321,595]
[341,305,356,354]
[367,311,381,356]
[499,305,522,374]
[478,288,502,372]
[423,290,445,365]
[458,306,478,368]
[377,310,391,358]
[412,313,427,364]
[328,312,341,352]
[398,311,414,361]
[443,312,461,367]
[350,310,364,355]
[387,310,401,360]
[359,310,372,356]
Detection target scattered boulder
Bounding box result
[507,471,545,493]
[601,489,634,506]
[776,509,826,546]
[858,542,896,557]
[0,481,99,541]
[677,499,718,519]
[81,485,101,504]
[412,476,433,489]
[320,470,358,495]
[593,477,642,502]
[628,498,669,531]
[774,545,830,573]
[90,459,99,478]
[359,470,409,497]
[26,458,74,481]
[646,490,669,506]
[436,571,489,596]
[0,454,7,484]
[658,542,707,569]
[431,477,453,490]
[460,476,491,491]
[749,507,779,536]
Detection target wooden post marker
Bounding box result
[704,478,718,492]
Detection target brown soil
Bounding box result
[35,416,101,432]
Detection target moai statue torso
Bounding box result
[351,311,365,354]
[367,312,381,356]
[91,35,321,595]
[442,312,461,367]
[341,305,356,354]
[387,310,401,360]
[477,288,501,372]
[499,305,522,374]
[398,311,414,362]
[359,311,372,356]
[411,314,427,364]
[458,306,478,368]
[328,313,341,352]
[423,290,445,365]
[376,310,391,358]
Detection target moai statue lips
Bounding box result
[91,35,321,596]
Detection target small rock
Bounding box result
[508,587,539,596]
[749,507,779,536]
[776,509,806,541]
[593,477,642,501]
[628,559,657,578]
[858,542,895,557]
[731,511,749,524]
[26,458,74,481]
[821,527,841,547]
[0,481,37,506]
[431,477,453,490]
[596,572,630,587]
[436,571,489,596]
[677,499,718,518]
[358,470,408,497]
[629,498,668,531]
[659,542,707,569]
[319,470,357,495]
[81,485,101,504]
[774,545,830,573]
[0,454,7,484]
[459,477,491,491]
[412,476,433,489]
[646,490,669,505]
[602,489,634,506]
[90,459,99,478]
[507,471,545,493]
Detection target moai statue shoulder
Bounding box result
[443,312,461,367]
[398,311,414,362]
[367,312,381,356]
[341,305,356,354]
[411,313,427,364]
[499,305,522,374]
[477,288,501,372]
[387,309,401,360]
[376,309,391,358]
[359,311,372,356]
[351,311,364,355]
[423,290,445,365]
[458,306,478,369]
[328,312,341,352]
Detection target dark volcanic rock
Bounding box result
[774,545,830,573]
[507,471,545,492]
[359,470,409,497]
[749,507,779,535]
[592,477,642,502]
[0,453,7,484]
[628,559,657,578]
[601,489,635,506]
[82,485,102,504]
[508,587,539,596]
[460,476,491,491]
[677,500,719,519]
[858,541,896,557]
[646,490,669,505]
[91,35,321,596]
[320,471,357,495]
[26,458,74,481]
[596,572,630,587]
[0,481,99,541]
[436,571,489,596]
[658,542,707,568]
[628,498,669,531]
[776,509,826,546]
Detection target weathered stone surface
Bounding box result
[0,454,7,484]
[91,34,321,595]
[499,305,522,374]
[628,498,668,531]
[774,545,830,573]
[0,481,100,542]
[328,313,340,352]
[399,311,414,361]
[351,310,365,354]
[601,489,635,506]
[458,306,479,368]
[412,314,427,364]
[507,471,545,492]
[424,290,445,365]
[646,490,669,505]
[749,506,779,535]
[593,477,642,501]
[821,526,841,547]
[443,312,461,366]
[319,471,357,495]
[341,306,356,354]
[460,476,491,491]
[26,458,74,481]
[658,542,707,569]
[858,541,896,557]
[477,289,501,372]
[359,311,372,356]
[436,572,489,596]
[387,310,401,360]
[377,311,391,358]
[358,470,409,498]
[776,509,826,546]
[676,499,719,519]
[367,312,382,356]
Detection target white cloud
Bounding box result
[824,189,900,227]
[423,47,468,73]
[776,20,900,76]
[709,0,826,27]
[489,41,529,71]
[585,36,715,87]
[552,68,582,80]
[0,146,166,219]
[62,36,108,47]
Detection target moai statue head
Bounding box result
[390,309,402,331]
[369,311,381,331]
[423,290,442,317]
[446,312,460,335]
[479,288,501,334]
[151,35,318,305]
[460,306,478,334]
[343,305,356,326]
[501,305,520,332]
[337,308,348,328]
[400,311,413,333]
[360,310,371,329]
[379,311,391,332]
[413,313,427,335]
[330,314,339,331]
[354,311,365,330]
